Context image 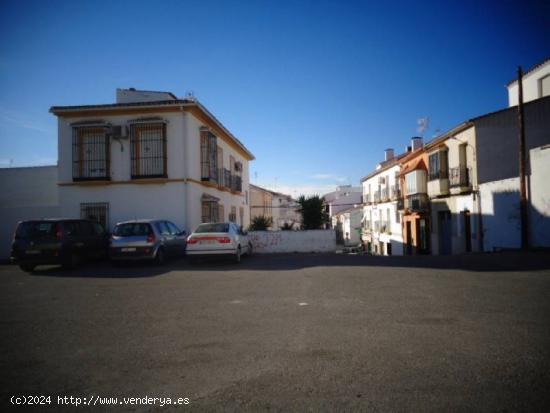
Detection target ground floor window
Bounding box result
[218,204,225,222]
[229,206,237,223]
[201,201,219,223]
[80,202,109,230]
[387,242,392,256]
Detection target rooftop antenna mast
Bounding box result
[417,117,429,137]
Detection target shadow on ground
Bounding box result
[17,250,550,278]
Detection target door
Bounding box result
[438,211,452,255]
[462,210,472,252]
[406,221,412,255]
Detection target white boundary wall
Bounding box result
[248,230,336,253]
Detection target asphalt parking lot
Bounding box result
[1,252,550,412]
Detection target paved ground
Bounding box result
[1,252,550,412]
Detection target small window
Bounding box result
[201,201,219,223]
[80,203,109,230]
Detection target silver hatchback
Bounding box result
[110,219,187,264]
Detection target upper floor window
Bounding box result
[200,128,218,182]
[72,125,110,181]
[540,74,550,98]
[428,150,448,181]
[129,122,167,179]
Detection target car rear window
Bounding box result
[114,223,153,237]
[195,223,229,233]
[15,221,57,239]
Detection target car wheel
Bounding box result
[248,242,253,256]
[19,264,35,272]
[155,248,165,266]
[234,246,241,263]
[62,253,79,270]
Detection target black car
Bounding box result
[11,219,109,272]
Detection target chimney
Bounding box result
[411,137,423,151]
[384,148,394,161]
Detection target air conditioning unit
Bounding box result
[235,161,243,172]
[378,177,385,184]
[110,125,128,139]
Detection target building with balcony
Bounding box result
[399,138,430,255]
[426,123,480,255]
[360,148,405,256]
[50,88,254,233]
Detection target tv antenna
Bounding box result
[417,117,429,137]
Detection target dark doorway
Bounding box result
[462,210,472,252]
[406,221,412,255]
[438,211,452,255]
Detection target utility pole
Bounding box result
[517,66,528,250]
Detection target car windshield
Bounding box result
[16,221,57,239]
[114,223,152,237]
[195,223,229,233]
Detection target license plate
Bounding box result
[121,247,136,252]
[25,250,40,255]
[200,240,215,244]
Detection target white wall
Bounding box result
[0,166,60,260]
[529,145,550,247]
[508,62,550,106]
[248,230,336,253]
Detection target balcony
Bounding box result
[231,175,242,193]
[427,170,450,198]
[373,191,381,203]
[381,187,389,202]
[397,197,405,210]
[405,193,429,212]
[449,166,471,192]
[390,185,401,201]
[363,194,372,205]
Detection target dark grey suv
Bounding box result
[11,219,109,272]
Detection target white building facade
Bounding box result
[51,89,254,233]
[507,58,550,106]
[361,150,404,256]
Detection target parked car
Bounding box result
[11,219,109,272]
[109,219,187,265]
[186,222,252,263]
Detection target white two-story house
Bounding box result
[50,88,254,233]
[361,148,404,255]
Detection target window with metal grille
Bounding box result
[201,201,219,223]
[129,122,167,178]
[200,129,218,182]
[80,202,109,230]
[72,126,110,180]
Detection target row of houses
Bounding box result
[249,184,301,230]
[340,59,550,255]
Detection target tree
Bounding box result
[249,215,272,231]
[280,221,295,231]
[296,195,328,230]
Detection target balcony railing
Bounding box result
[405,193,429,212]
[363,194,371,204]
[373,191,381,203]
[373,221,390,234]
[209,168,242,193]
[397,197,404,210]
[449,166,471,188]
[381,187,389,202]
[428,169,449,181]
[390,186,401,201]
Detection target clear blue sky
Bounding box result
[0,0,548,197]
